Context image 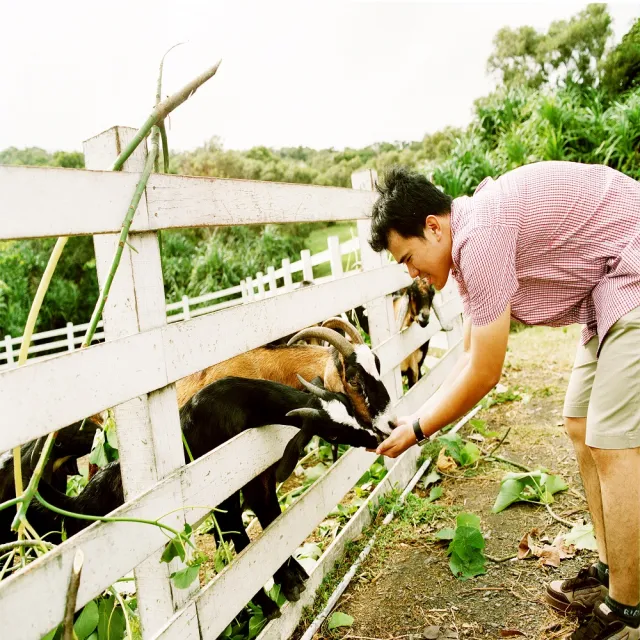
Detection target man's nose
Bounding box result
[407,264,419,278]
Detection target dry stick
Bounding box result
[545,503,574,528]
[111,59,221,172]
[62,549,84,640]
[0,540,55,554]
[156,43,184,174]
[487,454,531,472]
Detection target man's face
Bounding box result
[386,216,452,290]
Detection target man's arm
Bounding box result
[376,305,510,458]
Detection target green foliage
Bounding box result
[328,612,354,630]
[440,512,486,580]
[487,4,612,88]
[602,18,640,95]
[437,433,481,467]
[492,470,568,513]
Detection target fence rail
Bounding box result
[0,237,361,368]
[0,135,465,640]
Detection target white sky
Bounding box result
[1,1,638,153]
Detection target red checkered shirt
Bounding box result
[450,161,640,351]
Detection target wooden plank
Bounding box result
[156,447,379,640]
[0,477,184,640]
[0,166,376,240]
[162,266,409,382]
[0,266,408,452]
[0,331,167,452]
[85,126,189,632]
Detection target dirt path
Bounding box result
[300,325,597,640]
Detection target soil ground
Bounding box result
[295,324,598,640]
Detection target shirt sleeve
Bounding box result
[456,225,518,326]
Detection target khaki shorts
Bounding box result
[563,305,640,449]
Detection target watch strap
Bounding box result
[412,418,425,444]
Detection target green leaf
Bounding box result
[222,624,234,638]
[435,527,455,540]
[304,463,328,482]
[248,614,267,640]
[492,477,527,513]
[105,424,119,449]
[460,442,481,466]
[89,442,109,468]
[74,600,99,640]
[456,512,481,530]
[563,523,597,551]
[543,473,568,496]
[267,582,287,607]
[327,612,354,630]
[171,564,201,589]
[97,597,125,640]
[427,487,443,503]
[422,470,441,487]
[41,629,58,640]
[297,542,323,560]
[161,537,185,564]
[87,634,98,640]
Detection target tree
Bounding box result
[602,17,640,95]
[487,4,612,88]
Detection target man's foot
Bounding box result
[546,564,608,615]
[571,601,640,639]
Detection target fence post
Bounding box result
[266,266,277,297]
[256,272,266,299]
[181,295,191,321]
[4,336,14,368]
[282,258,293,292]
[66,322,75,351]
[246,276,255,301]
[301,249,313,282]
[84,126,194,634]
[327,235,344,280]
[352,169,403,405]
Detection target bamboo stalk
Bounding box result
[111,59,221,172]
[80,141,158,349]
[62,549,84,640]
[160,123,170,172]
[12,237,69,551]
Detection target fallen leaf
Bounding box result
[551,533,575,559]
[500,630,525,637]
[423,626,441,640]
[517,528,566,567]
[327,612,354,630]
[468,433,485,442]
[562,523,597,551]
[437,447,457,473]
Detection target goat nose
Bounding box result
[388,420,396,431]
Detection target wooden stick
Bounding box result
[62,549,84,640]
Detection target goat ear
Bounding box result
[276,428,314,483]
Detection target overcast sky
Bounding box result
[1,1,638,153]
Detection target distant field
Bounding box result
[304,222,359,278]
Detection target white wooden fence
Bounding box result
[0,235,361,369]
[0,131,464,640]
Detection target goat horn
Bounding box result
[287,327,355,357]
[296,374,330,399]
[321,317,364,345]
[286,408,321,420]
[395,293,410,331]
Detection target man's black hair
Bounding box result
[369,166,452,252]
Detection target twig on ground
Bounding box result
[485,427,511,457]
[545,503,574,528]
[486,455,532,472]
[486,552,518,563]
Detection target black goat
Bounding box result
[24,376,379,619]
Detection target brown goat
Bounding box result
[175,318,393,437]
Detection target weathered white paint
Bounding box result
[0,267,410,453]
[0,166,376,241]
[157,447,379,640]
[85,126,191,632]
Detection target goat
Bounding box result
[393,278,435,388]
[0,419,99,508]
[19,376,380,619]
[176,318,395,440]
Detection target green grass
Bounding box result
[303,222,360,278]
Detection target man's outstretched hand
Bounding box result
[375,415,419,458]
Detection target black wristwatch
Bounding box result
[413,418,426,444]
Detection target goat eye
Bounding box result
[348,377,359,388]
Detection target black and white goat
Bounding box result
[23,376,380,619]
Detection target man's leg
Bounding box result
[565,417,607,564]
[546,338,609,614]
[589,446,640,606]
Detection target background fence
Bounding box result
[0,131,464,640]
